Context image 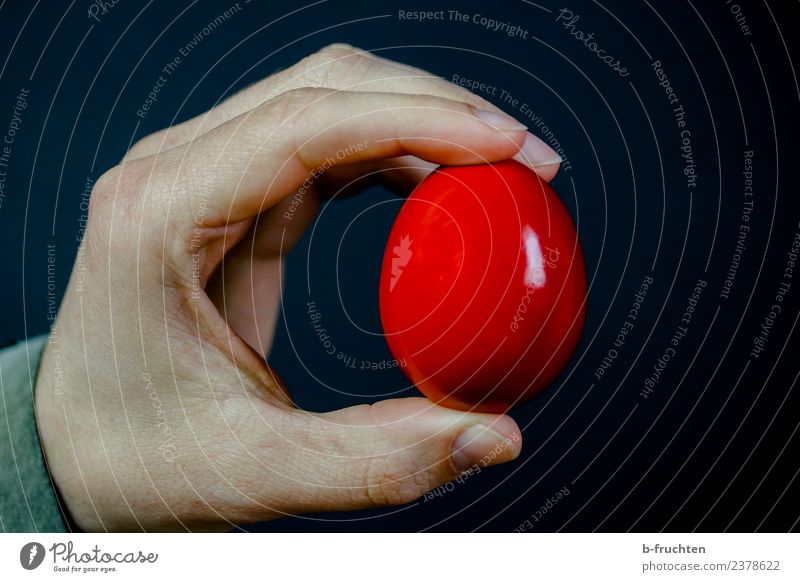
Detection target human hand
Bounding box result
[35,44,560,531]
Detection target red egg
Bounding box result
[379,160,587,413]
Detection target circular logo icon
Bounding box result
[20,542,46,570]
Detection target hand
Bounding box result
[35,44,560,531]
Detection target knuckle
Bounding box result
[86,162,153,242]
[257,87,332,139]
[264,86,322,116]
[126,127,183,159]
[314,42,363,62]
[276,86,329,108]
[303,43,373,86]
[126,133,158,159]
[81,166,125,250]
[361,454,434,507]
[88,165,123,211]
[81,169,116,245]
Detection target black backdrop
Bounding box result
[1,0,798,532]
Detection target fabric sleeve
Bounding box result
[0,335,68,532]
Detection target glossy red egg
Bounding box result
[379,160,587,413]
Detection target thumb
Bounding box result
[282,397,522,513]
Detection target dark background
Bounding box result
[1,0,798,532]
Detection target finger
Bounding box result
[124,44,560,179]
[274,398,522,512]
[356,55,561,179]
[147,88,534,234]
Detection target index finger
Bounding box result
[143,88,530,232]
[126,44,559,179]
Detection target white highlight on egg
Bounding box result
[523,226,547,288]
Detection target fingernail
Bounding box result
[517,132,561,167]
[473,108,528,132]
[450,424,520,473]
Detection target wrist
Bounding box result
[35,334,101,531]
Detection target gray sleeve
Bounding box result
[0,336,67,532]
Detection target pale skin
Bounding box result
[35,44,561,531]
